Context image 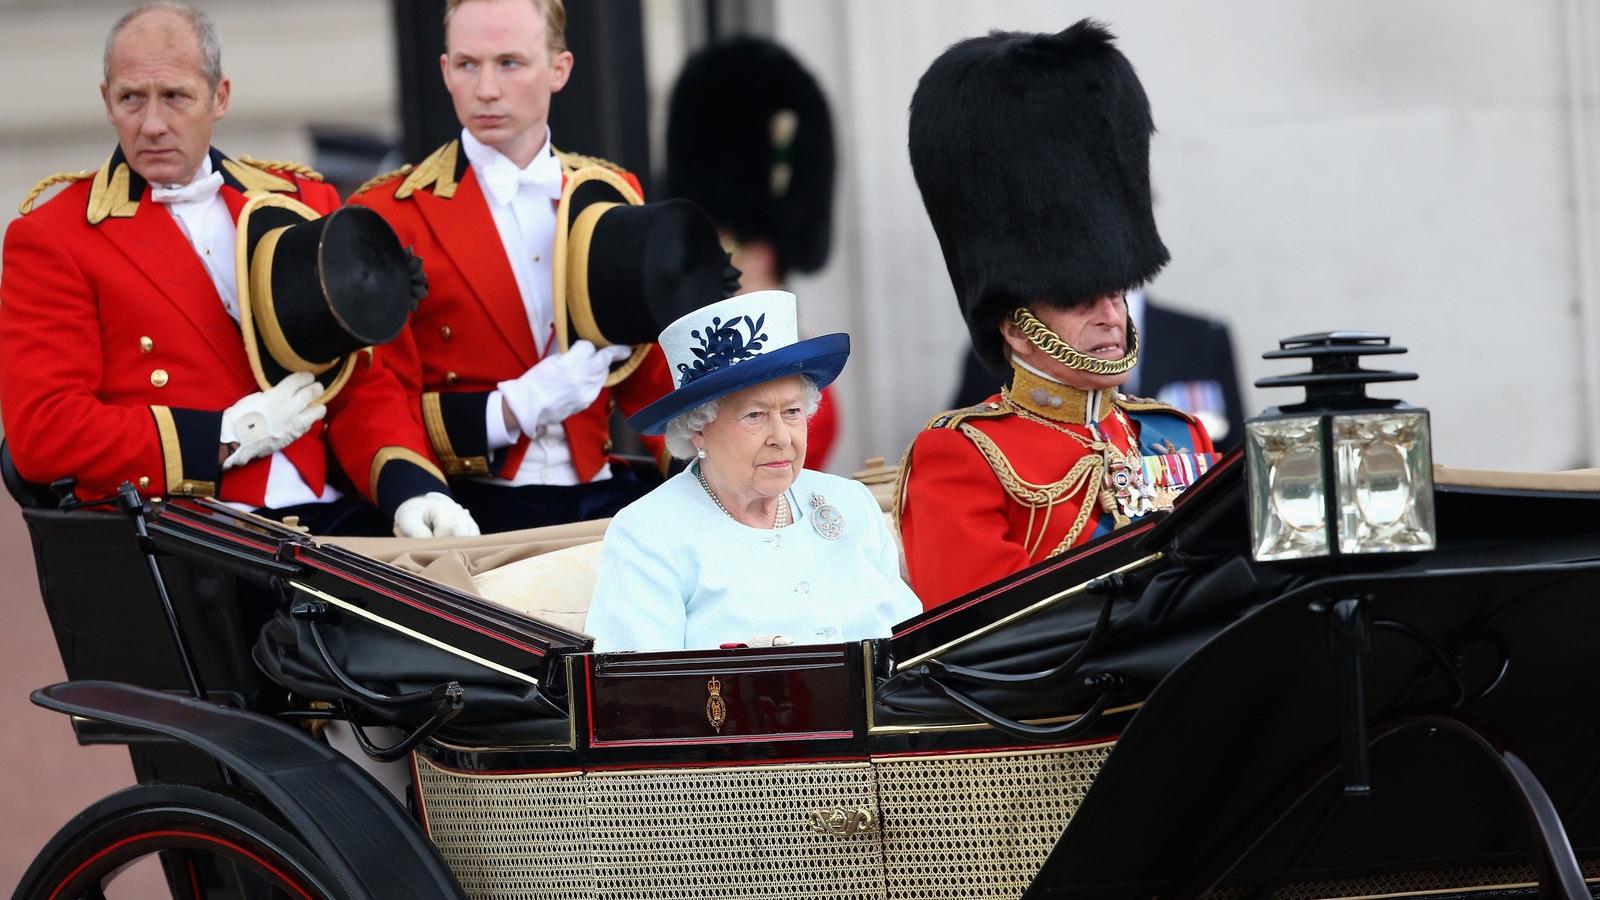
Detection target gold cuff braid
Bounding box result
[1010,308,1140,376]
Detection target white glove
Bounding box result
[497,340,634,433]
[219,371,326,470]
[393,491,482,538]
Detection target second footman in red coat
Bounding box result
[351,0,679,533]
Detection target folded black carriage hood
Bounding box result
[1024,478,1600,898]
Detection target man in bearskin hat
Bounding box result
[0,2,477,537]
[896,20,1217,608]
[351,0,704,533]
[663,37,843,470]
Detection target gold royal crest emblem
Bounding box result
[705,677,727,733]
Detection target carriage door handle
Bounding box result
[810,807,875,837]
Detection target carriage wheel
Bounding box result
[12,782,348,900]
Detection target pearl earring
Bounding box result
[696,448,707,460]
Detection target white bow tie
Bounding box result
[481,151,563,207]
[151,169,224,206]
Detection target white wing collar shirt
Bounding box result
[153,155,335,509]
[585,465,923,652]
[461,128,604,487]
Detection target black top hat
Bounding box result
[909,20,1170,374]
[236,194,418,404]
[553,167,737,387]
[665,37,835,275]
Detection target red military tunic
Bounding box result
[349,140,673,481]
[897,362,1216,609]
[0,147,448,511]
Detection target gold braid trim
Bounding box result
[369,446,449,500]
[957,423,1102,557]
[19,170,94,215]
[896,403,1011,532]
[890,438,916,534]
[237,156,324,181]
[1010,307,1140,376]
[353,164,413,197]
[421,392,490,476]
[555,148,624,173]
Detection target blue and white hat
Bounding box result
[629,290,850,435]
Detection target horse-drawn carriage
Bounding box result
[9,334,1600,899]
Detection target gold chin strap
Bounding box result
[1010,307,1140,376]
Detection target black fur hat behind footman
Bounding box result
[908,19,1169,374]
[666,37,836,275]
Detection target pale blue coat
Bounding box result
[586,465,923,652]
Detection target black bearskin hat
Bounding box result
[909,20,1169,373]
[665,37,836,275]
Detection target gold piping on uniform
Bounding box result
[150,405,186,495]
[290,581,539,686]
[369,446,449,499]
[894,551,1165,672]
[421,392,490,476]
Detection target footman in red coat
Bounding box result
[0,3,476,537]
[350,0,686,533]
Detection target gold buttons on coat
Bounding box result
[439,325,453,341]
[139,336,154,354]
[150,368,169,388]
[137,476,150,490]
[445,371,459,385]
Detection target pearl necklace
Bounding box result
[697,466,791,529]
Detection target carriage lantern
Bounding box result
[1244,332,1436,563]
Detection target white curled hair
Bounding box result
[663,375,823,461]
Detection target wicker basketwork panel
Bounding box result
[417,757,886,900]
[416,758,594,899]
[586,762,885,899]
[874,742,1112,900]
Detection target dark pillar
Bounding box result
[392,0,455,164]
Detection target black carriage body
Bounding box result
[18,454,1600,899]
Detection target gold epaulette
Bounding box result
[396,141,460,200]
[922,401,1010,431]
[353,164,412,197]
[1114,392,1199,424]
[219,158,296,194]
[237,156,324,182]
[18,170,93,215]
[555,147,625,174]
[893,401,1011,530]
